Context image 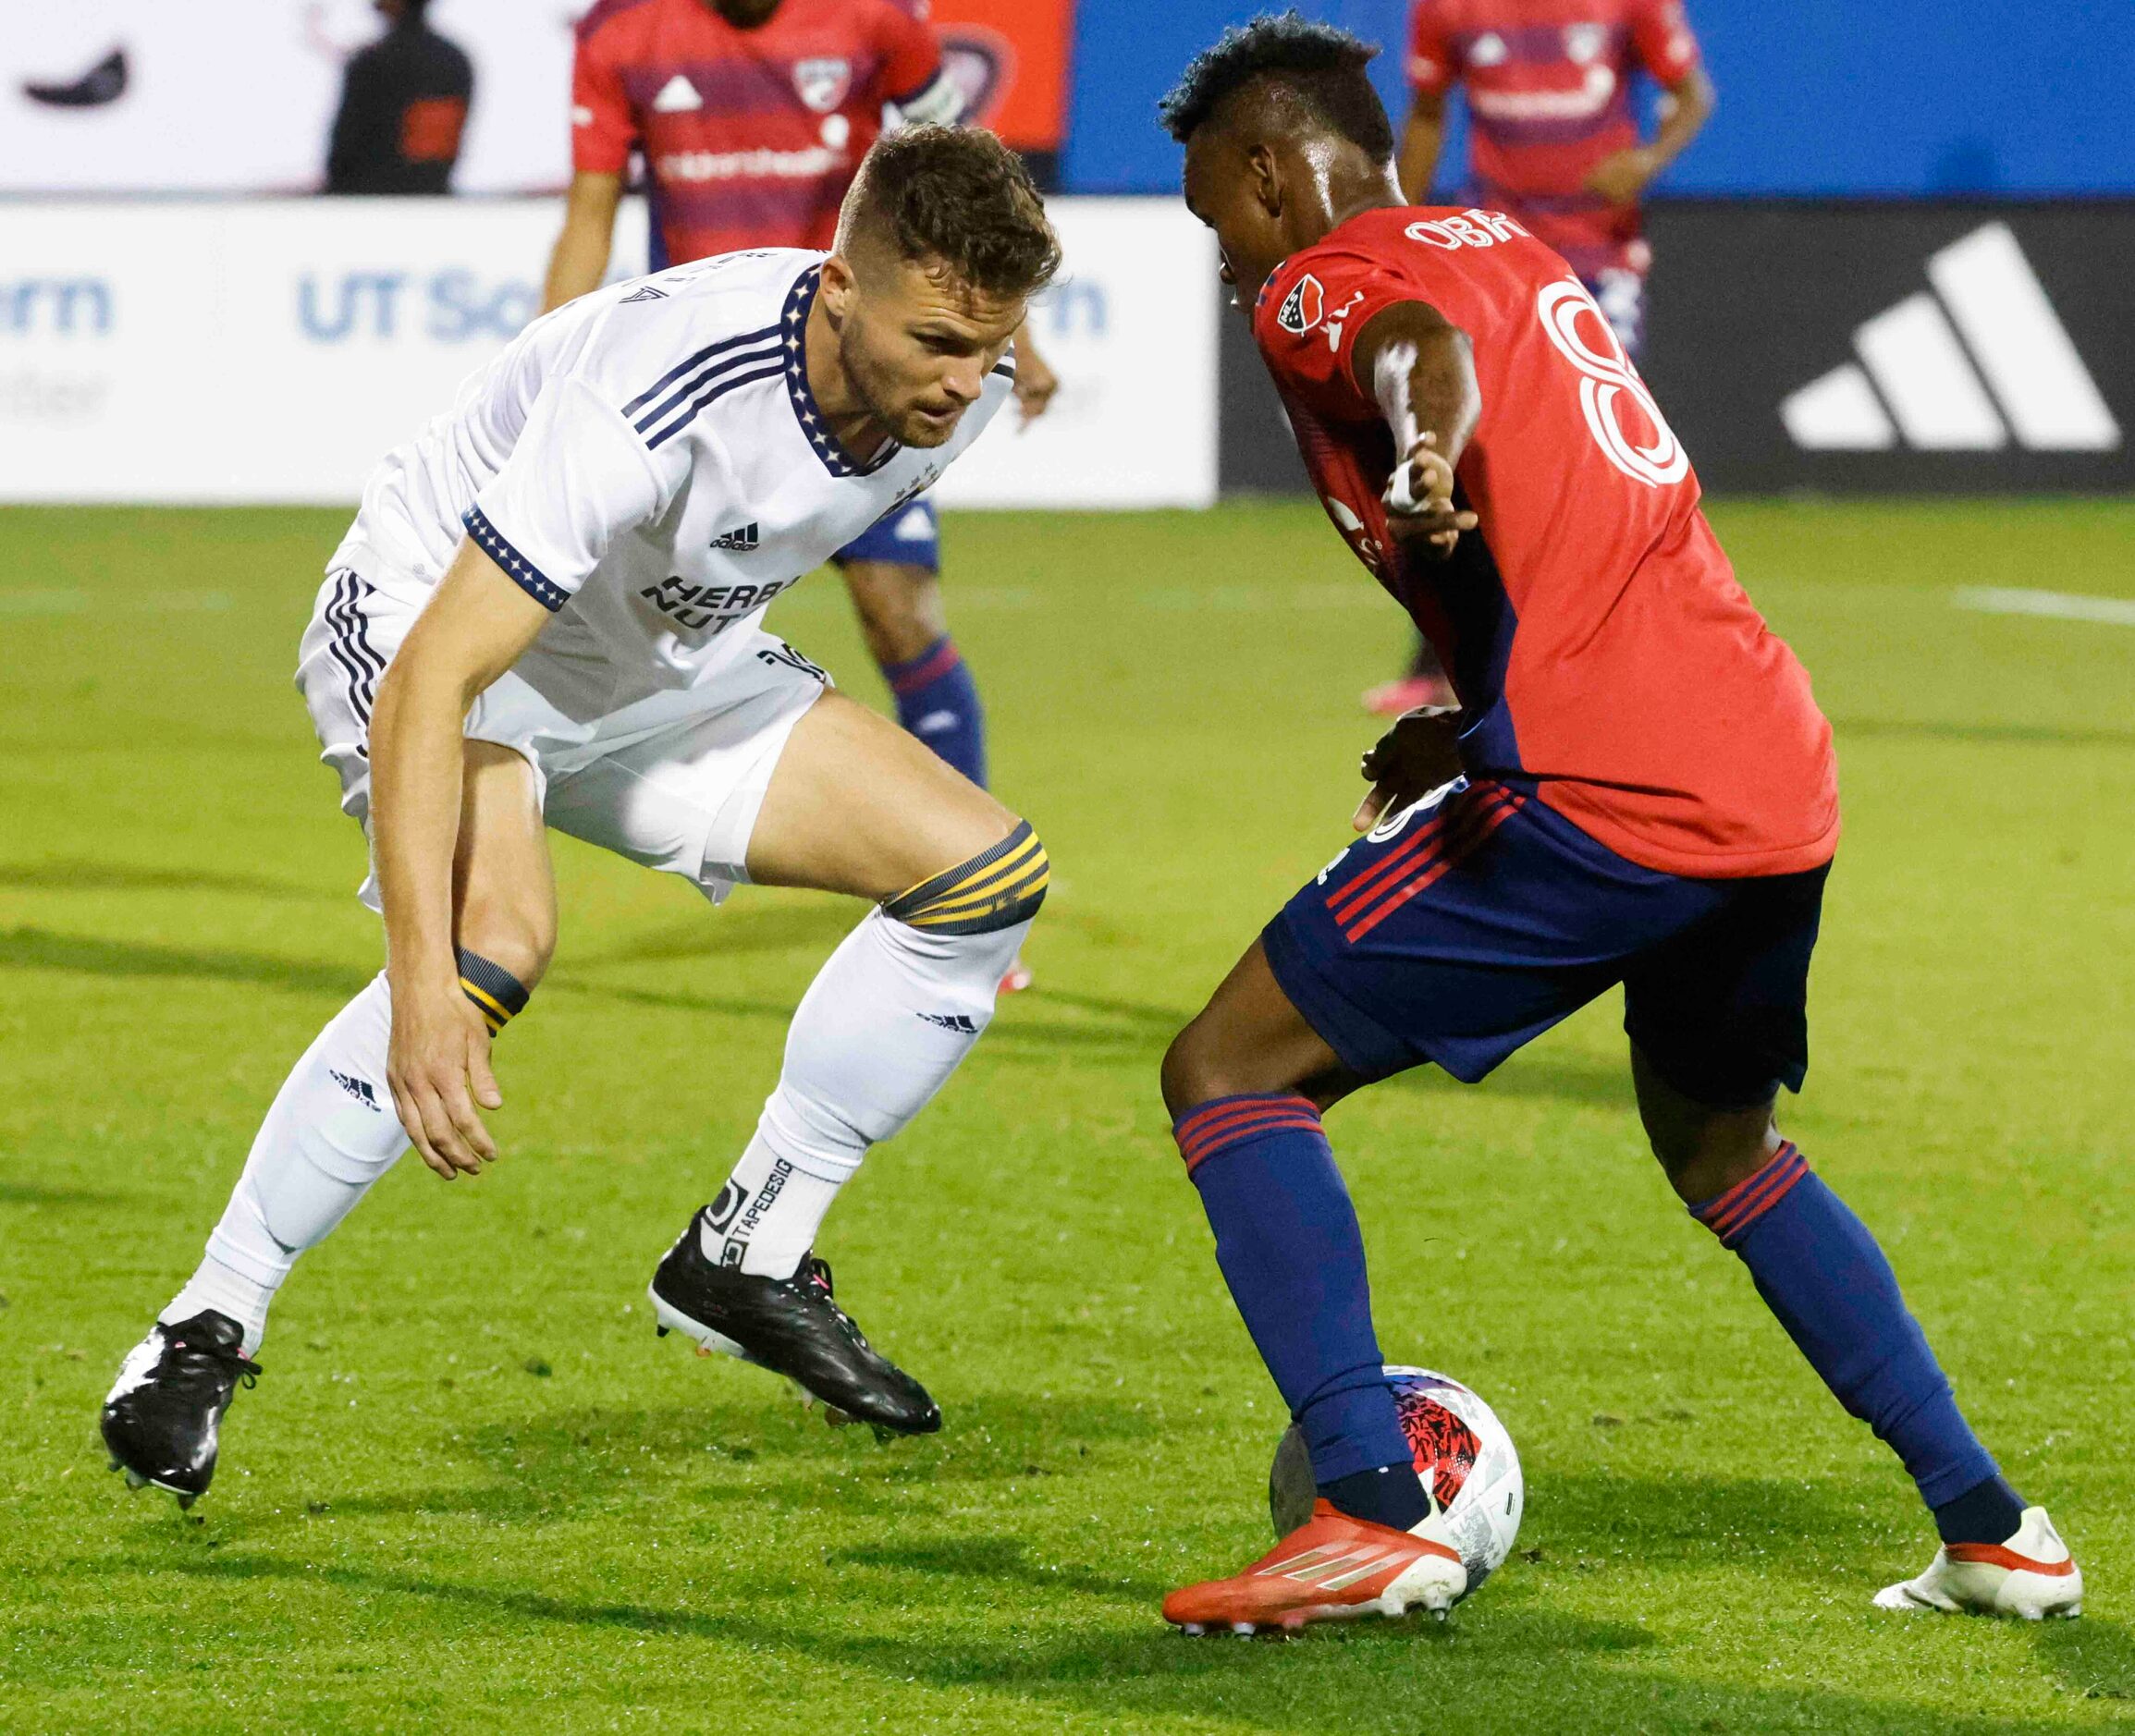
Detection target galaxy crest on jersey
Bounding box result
[1406,0,1699,276]
[572,0,954,264]
[1252,206,1837,879]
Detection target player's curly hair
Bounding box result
[841,126,1061,300]
[1159,10,1393,158]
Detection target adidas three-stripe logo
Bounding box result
[1783,223,2120,454]
[711,522,759,551]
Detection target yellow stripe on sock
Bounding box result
[904,862,1051,926]
[897,836,1045,920]
[460,979,512,1030]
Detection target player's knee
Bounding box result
[1161,1014,1237,1121]
[456,886,557,990]
[1633,1072,1778,1202]
[881,818,1047,936]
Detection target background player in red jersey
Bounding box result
[1147,16,2079,1634]
[1365,0,1713,717]
[541,0,1055,991]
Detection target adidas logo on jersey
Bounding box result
[710,522,760,551]
[652,74,703,113]
[620,286,667,304]
[1781,223,2120,454]
[916,1011,979,1034]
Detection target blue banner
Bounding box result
[1063,0,2135,198]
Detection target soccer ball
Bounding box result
[1269,1365,1524,1594]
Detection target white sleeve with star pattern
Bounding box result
[460,375,674,612]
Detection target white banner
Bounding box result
[0,195,1217,508]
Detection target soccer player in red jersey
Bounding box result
[1150,18,2080,1632]
[542,0,1054,992]
[1364,0,1713,717]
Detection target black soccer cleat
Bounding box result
[99,1311,261,1509]
[648,1208,941,1437]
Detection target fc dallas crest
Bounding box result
[792,56,853,113]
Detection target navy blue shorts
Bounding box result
[832,498,940,572]
[1262,778,1828,1109]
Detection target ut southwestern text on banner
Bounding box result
[0,197,1216,507]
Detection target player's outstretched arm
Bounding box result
[368,544,552,1178]
[542,170,624,312]
[1352,300,1481,557]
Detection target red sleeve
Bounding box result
[876,2,946,106]
[1626,0,1701,84]
[571,21,638,176]
[1405,0,1457,96]
[1254,245,1433,422]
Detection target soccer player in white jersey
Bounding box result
[100,127,1060,1508]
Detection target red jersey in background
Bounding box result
[571,0,953,263]
[1406,0,1699,280]
[1253,206,1836,880]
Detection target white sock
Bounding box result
[163,973,409,1350]
[702,907,1031,1277]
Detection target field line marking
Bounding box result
[1954,586,2135,628]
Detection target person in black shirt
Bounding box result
[325,0,474,195]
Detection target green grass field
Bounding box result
[3,499,2132,1733]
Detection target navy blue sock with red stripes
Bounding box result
[1172,1094,1426,1532]
[1692,1144,2021,1543]
[882,635,987,788]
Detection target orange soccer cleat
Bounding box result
[1162,1500,1467,1635]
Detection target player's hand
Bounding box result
[1585,146,1659,206]
[1382,433,1477,558]
[386,973,503,1180]
[1012,344,1061,427]
[1354,704,1466,832]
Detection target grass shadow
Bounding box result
[1834,717,2135,751]
[2032,1616,2135,1704]
[230,1394,1172,1537]
[0,861,329,900]
[0,1180,125,1208]
[0,928,369,998]
[1518,1469,1902,1583]
[144,1548,2058,1735]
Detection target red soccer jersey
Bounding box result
[571,0,944,263]
[1406,0,1699,276]
[1255,206,1837,880]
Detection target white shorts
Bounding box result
[296,568,828,911]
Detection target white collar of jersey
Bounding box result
[782,263,902,479]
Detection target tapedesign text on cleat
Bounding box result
[648,1207,941,1436]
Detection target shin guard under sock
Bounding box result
[882,636,988,788]
[1173,1094,1423,1528]
[1693,1143,2012,1530]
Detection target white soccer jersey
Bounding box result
[327,249,1013,728]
